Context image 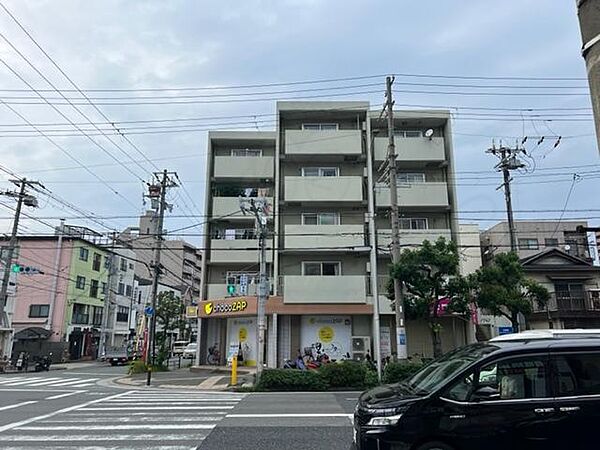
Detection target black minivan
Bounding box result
[354,333,600,450]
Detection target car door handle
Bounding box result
[534,408,555,414]
[559,406,580,413]
[448,414,466,419]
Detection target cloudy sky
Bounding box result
[0,0,598,251]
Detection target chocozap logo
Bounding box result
[204,300,248,315]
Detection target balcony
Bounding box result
[377,228,452,249]
[285,176,363,202]
[282,275,367,303]
[533,292,600,313]
[212,196,274,221]
[284,224,365,250]
[373,137,446,163]
[375,182,449,208]
[213,156,274,179]
[285,130,362,156]
[72,313,89,325]
[210,239,274,264]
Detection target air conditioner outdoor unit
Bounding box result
[351,336,371,362]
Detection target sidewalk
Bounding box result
[115,366,255,390]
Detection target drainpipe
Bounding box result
[47,219,65,336]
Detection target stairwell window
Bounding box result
[301,167,339,177]
[302,123,338,131]
[231,148,262,157]
[89,280,99,298]
[394,130,422,138]
[302,213,340,225]
[92,253,102,271]
[303,262,341,276]
[397,173,425,183]
[399,218,428,230]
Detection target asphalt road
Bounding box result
[0,364,358,449]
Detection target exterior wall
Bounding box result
[111,248,136,346]
[10,239,74,342]
[458,224,482,276]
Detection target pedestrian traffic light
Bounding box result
[227,283,236,295]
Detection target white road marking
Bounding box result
[0,401,37,411]
[45,391,85,400]
[45,378,98,386]
[0,388,77,393]
[63,382,95,387]
[0,434,210,442]
[23,378,79,386]
[80,405,235,410]
[0,390,134,433]
[0,377,46,385]
[226,413,354,418]
[16,424,216,431]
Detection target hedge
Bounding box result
[319,361,367,389]
[382,361,424,384]
[256,369,329,391]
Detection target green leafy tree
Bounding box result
[471,252,550,332]
[388,238,472,357]
[155,291,185,366]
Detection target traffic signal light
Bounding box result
[10,264,42,275]
[226,276,236,296]
[11,263,21,273]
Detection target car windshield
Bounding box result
[402,343,499,395]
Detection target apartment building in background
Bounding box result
[198,101,464,366]
[120,211,202,302]
[480,220,600,330]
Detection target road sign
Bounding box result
[185,306,198,319]
[144,306,154,316]
[498,326,513,335]
[239,274,249,296]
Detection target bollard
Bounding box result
[231,353,238,386]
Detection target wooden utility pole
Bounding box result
[385,76,407,360]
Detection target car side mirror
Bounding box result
[471,386,500,402]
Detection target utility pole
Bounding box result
[47,218,65,337]
[0,178,43,357]
[487,143,526,252]
[384,76,408,360]
[99,232,117,359]
[146,170,177,386]
[240,197,269,378]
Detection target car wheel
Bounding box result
[412,442,454,450]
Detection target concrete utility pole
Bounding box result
[240,197,269,377]
[487,144,526,252]
[384,76,408,360]
[0,178,43,357]
[99,232,117,359]
[146,170,177,386]
[47,218,65,337]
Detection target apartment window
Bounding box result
[118,282,125,295]
[92,253,102,271]
[544,238,559,247]
[120,258,128,271]
[399,218,428,230]
[116,306,129,323]
[75,276,86,290]
[231,148,262,157]
[92,306,103,326]
[555,282,585,300]
[302,123,338,131]
[394,130,422,138]
[104,256,111,269]
[303,262,341,276]
[518,238,539,250]
[89,280,99,298]
[79,247,89,261]
[72,303,89,325]
[397,172,426,183]
[301,167,339,177]
[128,262,134,270]
[101,282,107,295]
[302,213,340,225]
[126,285,133,297]
[29,304,49,318]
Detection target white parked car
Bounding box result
[182,343,197,359]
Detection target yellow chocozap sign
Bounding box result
[203,300,248,316]
[318,326,335,343]
[204,302,214,315]
[238,327,248,342]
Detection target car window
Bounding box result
[444,356,548,402]
[553,353,600,397]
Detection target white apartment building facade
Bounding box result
[198,101,465,366]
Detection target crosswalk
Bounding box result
[0,389,245,449]
[0,376,99,388]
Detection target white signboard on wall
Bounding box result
[380,326,391,358]
[227,317,256,366]
[300,316,352,359]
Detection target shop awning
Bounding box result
[14,327,51,341]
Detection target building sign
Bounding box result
[199,298,256,318]
[380,326,391,358]
[227,318,256,366]
[185,306,198,319]
[300,316,352,359]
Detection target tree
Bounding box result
[155,291,185,366]
[388,238,472,358]
[471,252,550,332]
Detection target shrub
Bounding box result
[319,361,367,389]
[363,369,379,389]
[256,369,328,391]
[382,361,424,384]
[128,360,147,375]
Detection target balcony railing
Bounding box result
[533,292,600,313]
